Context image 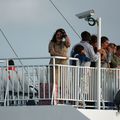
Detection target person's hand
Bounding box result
[98,49,106,55]
[62,55,68,60]
[98,49,107,60]
[61,29,67,38]
[65,56,69,60]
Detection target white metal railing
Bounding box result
[0,57,119,109]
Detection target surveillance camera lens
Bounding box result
[88,17,96,26]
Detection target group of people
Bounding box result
[48,28,120,69]
[48,28,120,104]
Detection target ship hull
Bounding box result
[0,105,120,120]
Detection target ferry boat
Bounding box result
[0,56,120,120]
[0,1,120,119]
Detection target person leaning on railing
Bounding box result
[70,31,98,67]
[89,34,98,67]
[48,28,71,65]
[48,28,71,103]
[100,36,110,68]
[107,43,117,68]
[70,44,90,66]
[111,45,120,68]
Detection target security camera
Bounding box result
[76,9,95,19]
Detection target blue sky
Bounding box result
[0,0,120,64]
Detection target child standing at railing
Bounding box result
[71,44,90,66]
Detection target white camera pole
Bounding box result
[76,10,102,109]
[97,17,101,110]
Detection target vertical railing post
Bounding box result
[4,59,9,106]
[0,60,7,106]
[76,59,80,108]
[51,57,56,105]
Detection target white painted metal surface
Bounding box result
[0,57,120,120]
[0,57,119,109]
[0,105,120,120]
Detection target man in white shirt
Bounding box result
[71,31,98,67]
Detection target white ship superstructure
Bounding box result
[0,57,120,120]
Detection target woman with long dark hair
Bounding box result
[48,28,71,104]
[48,28,71,64]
